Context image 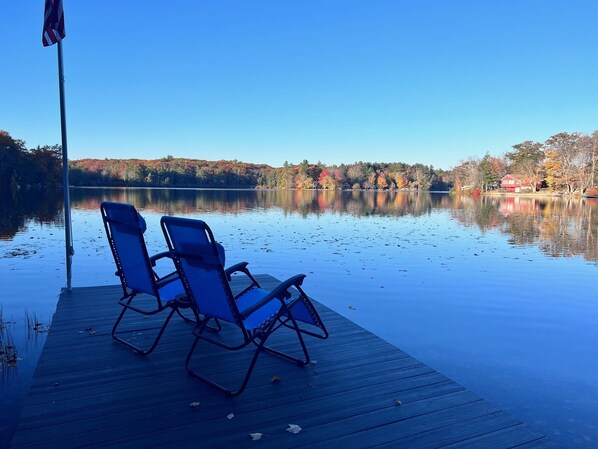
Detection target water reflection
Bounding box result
[1,188,597,265]
[0,189,64,242]
[449,195,598,264]
[66,188,454,218]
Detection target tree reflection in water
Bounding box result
[2,188,595,265]
[449,194,598,264]
[0,189,64,242]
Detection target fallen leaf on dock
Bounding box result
[287,424,302,434]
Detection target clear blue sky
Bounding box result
[3,1,597,169]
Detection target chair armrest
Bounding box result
[239,274,306,319]
[224,262,250,279]
[149,251,172,267]
[224,262,262,289]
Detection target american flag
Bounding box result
[42,0,65,47]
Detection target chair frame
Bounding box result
[161,216,328,396]
[101,202,200,355]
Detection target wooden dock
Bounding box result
[12,275,556,448]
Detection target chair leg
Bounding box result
[279,319,329,339]
[111,305,177,355]
[186,329,237,396]
[232,338,268,396]
[186,315,311,396]
[261,314,311,365]
[175,307,196,323]
[186,335,268,397]
[279,297,329,339]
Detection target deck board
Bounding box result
[12,275,554,448]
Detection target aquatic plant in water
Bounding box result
[25,309,50,335]
[0,307,51,374]
[0,307,18,369]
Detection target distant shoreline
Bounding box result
[8,184,597,198]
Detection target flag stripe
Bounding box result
[42,0,65,47]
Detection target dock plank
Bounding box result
[12,276,553,448]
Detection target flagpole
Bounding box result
[57,39,74,291]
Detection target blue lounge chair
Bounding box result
[161,216,328,396]
[101,202,201,355]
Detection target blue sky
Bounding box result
[3,1,597,169]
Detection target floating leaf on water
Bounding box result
[287,424,302,434]
[249,433,263,441]
[271,375,281,383]
[188,401,200,408]
[227,413,234,420]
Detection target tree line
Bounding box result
[452,131,598,194]
[0,130,63,190]
[68,157,452,191]
[1,129,596,193]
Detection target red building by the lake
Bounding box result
[500,174,538,192]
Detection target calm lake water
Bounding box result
[1,188,597,447]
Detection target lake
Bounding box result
[1,188,597,447]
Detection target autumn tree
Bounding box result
[274,161,295,189]
[390,172,409,190]
[506,141,544,191]
[544,132,584,193]
[451,158,482,191]
[346,163,368,188]
[376,171,389,190]
[0,130,25,189]
[27,145,63,186]
[0,131,63,189]
[478,153,502,191]
[364,170,377,189]
[412,164,433,191]
[590,131,598,188]
[295,160,316,189]
[331,166,346,188]
[318,169,341,190]
[579,132,598,191]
